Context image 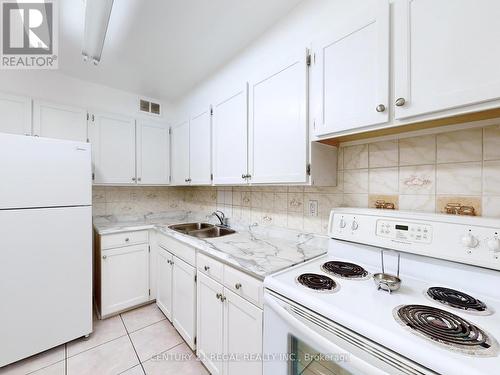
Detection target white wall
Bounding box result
[174,0,374,120]
[0,70,175,122]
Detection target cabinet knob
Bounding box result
[235,283,242,290]
[220,296,226,302]
[376,104,386,113]
[395,98,406,107]
[132,177,137,181]
[102,255,107,259]
[204,265,210,271]
[242,174,247,179]
[216,293,222,300]
[137,177,142,182]
[125,238,130,242]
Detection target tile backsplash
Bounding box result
[92,122,500,234]
[340,125,500,217]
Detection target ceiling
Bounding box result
[59,0,303,101]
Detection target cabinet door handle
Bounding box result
[395,98,406,107]
[242,174,247,179]
[204,265,210,271]
[125,238,130,242]
[376,104,386,113]
[216,293,222,300]
[220,296,226,302]
[132,177,137,181]
[235,283,242,290]
[137,177,142,182]
[102,255,107,259]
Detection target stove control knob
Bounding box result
[339,218,346,229]
[352,220,359,231]
[461,233,479,248]
[487,238,500,253]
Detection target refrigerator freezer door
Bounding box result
[0,206,93,367]
[0,133,92,209]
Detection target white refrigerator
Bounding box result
[0,133,93,367]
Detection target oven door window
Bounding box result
[290,335,353,375]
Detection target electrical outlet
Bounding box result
[309,200,318,217]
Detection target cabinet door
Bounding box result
[32,100,88,142]
[312,0,389,135]
[156,247,173,321]
[171,120,190,185]
[197,273,224,375]
[90,113,136,184]
[101,244,149,317]
[137,120,170,185]
[189,108,212,185]
[172,256,196,349]
[223,288,263,375]
[0,92,31,135]
[212,84,248,185]
[249,51,308,184]
[394,0,500,119]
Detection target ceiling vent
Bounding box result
[139,99,161,116]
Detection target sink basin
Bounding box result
[168,223,236,238]
[168,222,213,233]
[190,227,236,238]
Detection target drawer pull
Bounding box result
[204,265,210,271]
[125,238,130,242]
[235,283,242,290]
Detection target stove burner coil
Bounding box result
[321,261,369,279]
[296,273,337,292]
[427,287,487,313]
[394,304,498,356]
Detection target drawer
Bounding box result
[101,230,148,250]
[197,253,223,283]
[223,266,263,307]
[158,233,196,266]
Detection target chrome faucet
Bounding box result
[212,210,229,227]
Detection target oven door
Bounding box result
[263,291,434,375]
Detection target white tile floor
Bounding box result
[0,303,209,375]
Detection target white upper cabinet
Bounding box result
[136,120,170,185]
[90,113,136,184]
[212,84,248,185]
[189,108,212,185]
[0,92,31,136]
[32,100,88,142]
[312,0,389,135]
[249,50,308,184]
[394,0,500,119]
[171,120,190,185]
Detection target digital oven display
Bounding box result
[395,224,409,231]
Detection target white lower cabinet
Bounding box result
[197,256,263,375]
[224,288,263,375]
[197,273,224,375]
[172,256,197,349]
[156,247,173,320]
[155,240,197,350]
[100,244,150,317]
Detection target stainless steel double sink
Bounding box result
[168,222,236,238]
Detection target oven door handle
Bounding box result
[264,294,389,375]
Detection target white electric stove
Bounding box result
[263,208,500,375]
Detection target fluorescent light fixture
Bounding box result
[82,0,114,65]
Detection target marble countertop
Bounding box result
[93,212,328,279]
